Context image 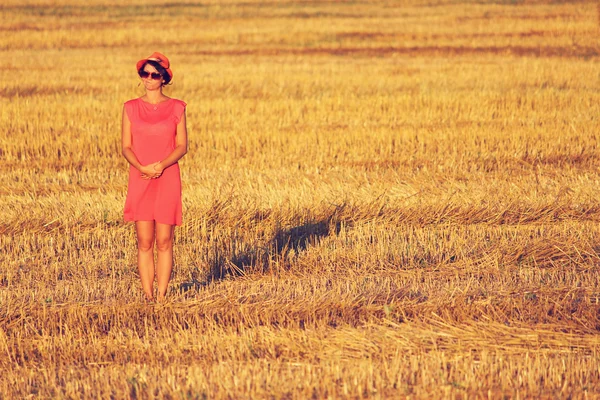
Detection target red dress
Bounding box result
[123,97,187,226]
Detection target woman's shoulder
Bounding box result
[170,98,187,108]
[170,99,187,124]
[124,98,141,109]
[123,98,141,118]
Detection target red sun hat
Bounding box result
[136,52,173,79]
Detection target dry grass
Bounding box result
[1,0,600,398]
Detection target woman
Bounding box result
[121,52,188,302]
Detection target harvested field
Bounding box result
[0,0,599,398]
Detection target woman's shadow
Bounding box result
[179,214,343,293]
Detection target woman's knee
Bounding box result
[137,238,154,252]
[136,221,155,252]
[155,235,173,252]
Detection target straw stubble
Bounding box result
[0,0,599,398]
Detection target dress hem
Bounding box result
[124,217,182,226]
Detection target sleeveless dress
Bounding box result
[123,97,187,226]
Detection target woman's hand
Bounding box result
[139,163,163,179]
[152,162,164,176]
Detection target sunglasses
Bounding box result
[139,71,162,80]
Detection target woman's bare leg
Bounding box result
[155,223,175,301]
[136,220,156,301]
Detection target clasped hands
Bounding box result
[140,162,164,180]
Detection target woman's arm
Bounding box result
[153,110,188,174]
[121,105,160,179]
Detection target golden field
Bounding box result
[1,0,600,398]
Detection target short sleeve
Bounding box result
[123,99,135,121]
[173,100,187,124]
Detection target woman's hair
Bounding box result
[138,60,172,85]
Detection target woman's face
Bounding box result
[140,63,164,91]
